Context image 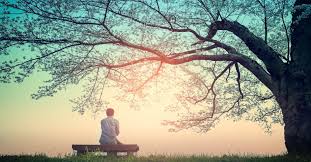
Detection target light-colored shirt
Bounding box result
[99,116,120,144]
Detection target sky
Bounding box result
[0,70,286,156]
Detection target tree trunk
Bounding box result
[277,81,311,155]
[283,98,311,155]
[275,0,311,155]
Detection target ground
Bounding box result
[1,154,311,162]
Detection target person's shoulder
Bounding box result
[113,118,119,123]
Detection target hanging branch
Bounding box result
[235,63,244,99]
[103,0,111,24]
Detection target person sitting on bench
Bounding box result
[99,108,122,144]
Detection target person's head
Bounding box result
[106,108,114,117]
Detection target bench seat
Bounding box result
[72,144,139,156]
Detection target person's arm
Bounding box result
[101,120,104,131]
[115,120,120,136]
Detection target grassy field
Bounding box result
[1,154,311,162]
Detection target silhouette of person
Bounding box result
[99,108,122,144]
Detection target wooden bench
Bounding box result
[72,144,139,156]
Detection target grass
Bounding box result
[1,153,311,162]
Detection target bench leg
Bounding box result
[127,152,134,156]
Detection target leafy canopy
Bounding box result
[0,0,294,132]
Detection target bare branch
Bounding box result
[168,44,218,59]
[235,63,244,99]
[256,0,268,44]
[79,68,100,109]
[134,0,173,29]
[97,53,274,91]
[2,2,102,26]
[1,43,81,71]
[195,61,235,104]
[108,8,205,41]
[197,0,217,21]
[128,61,163,92]
[207,19,285,78]
[280,0,291,62]
[103,0,111,24]
[156,0,160,11]
[98,69,111,103]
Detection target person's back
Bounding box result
[99,108,121,144]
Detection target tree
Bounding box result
[1,0,310,155]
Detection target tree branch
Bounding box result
[97,53,274,91]
[280,0,291,62]
[256,0,268,44]
[128,61,163,92]
[197,0,217,21]
[195,62,235,104]
[134,0,174,29]
[207,19,285,78]
[108,8,205,41]
[0,43,81,71]
[103,0,111,24]
[235,63,244,98]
